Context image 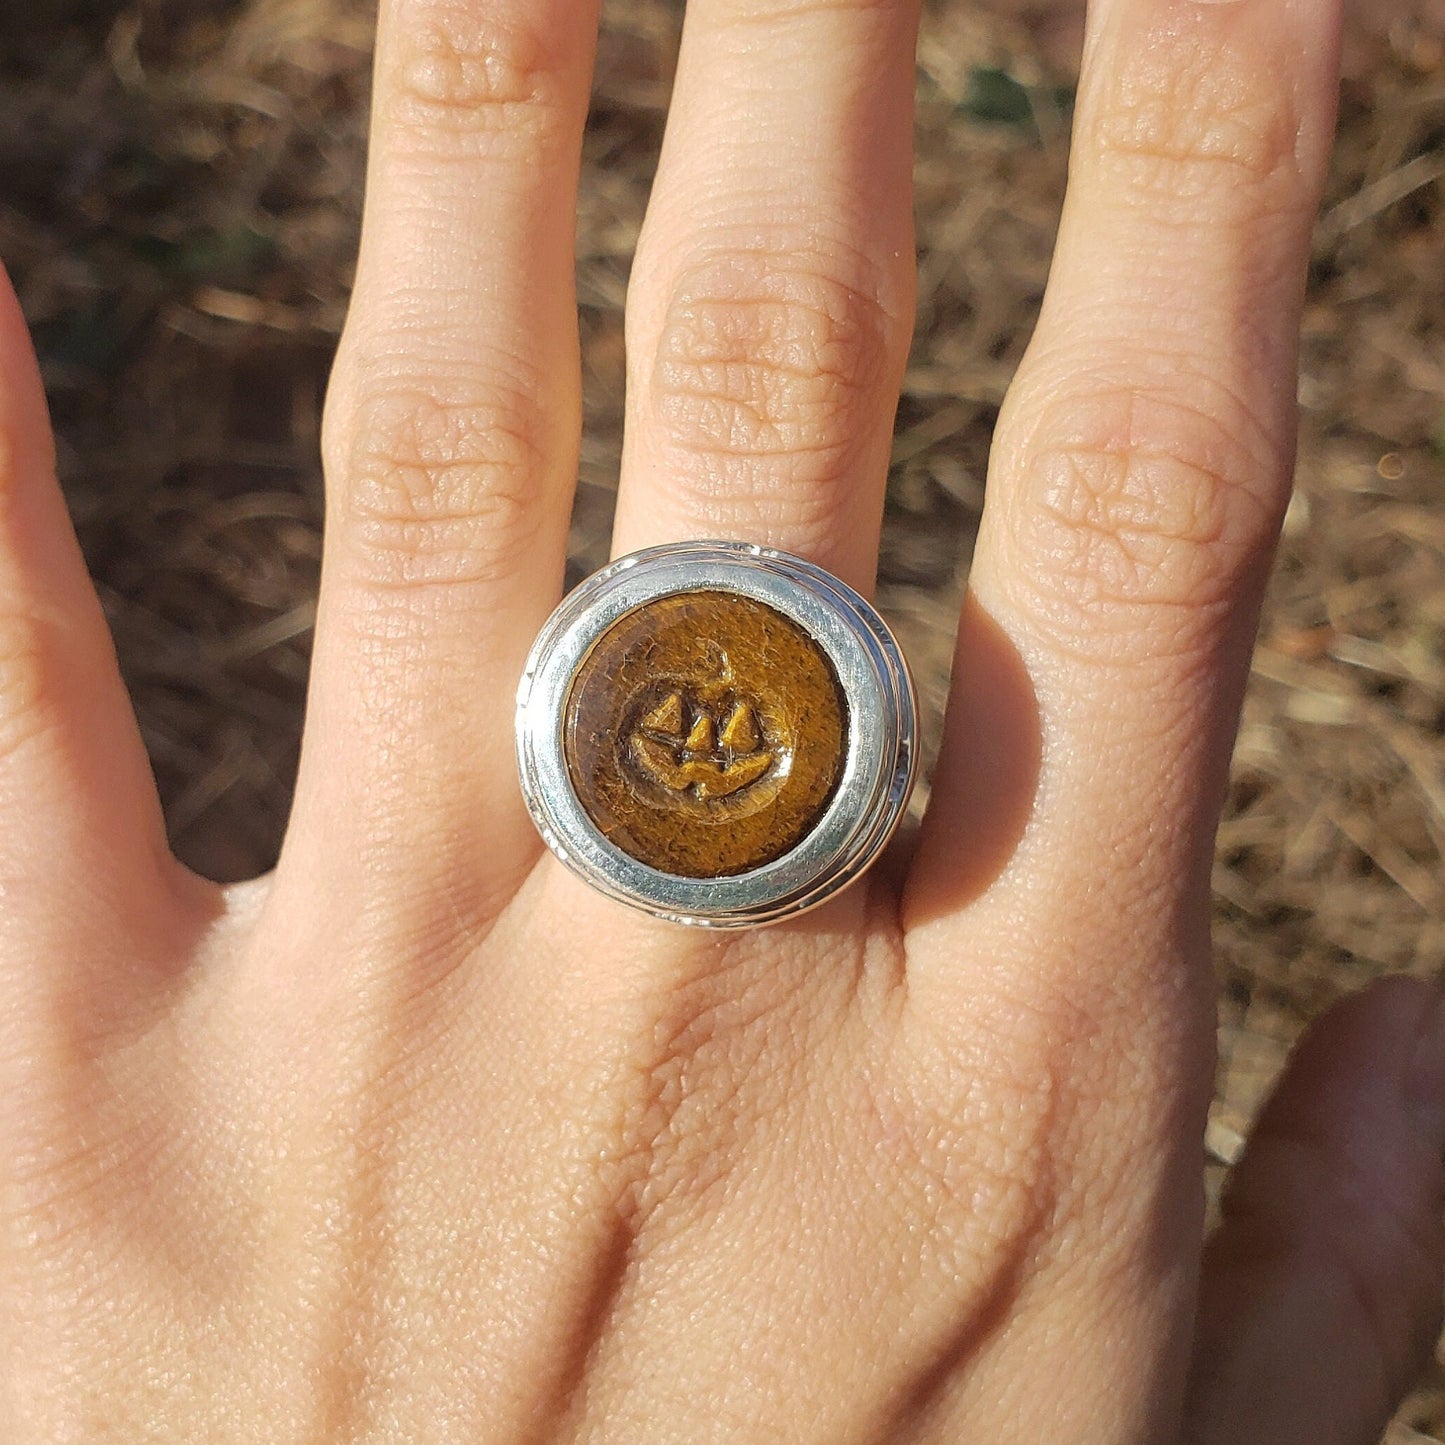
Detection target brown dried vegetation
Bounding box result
[0,0,1443,1435]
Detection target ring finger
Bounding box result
[611,0,922,594]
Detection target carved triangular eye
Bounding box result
[720,702,760,754]
[641,692,685,737]
[684,712,716,754]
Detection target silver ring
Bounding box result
[515,541,917,928]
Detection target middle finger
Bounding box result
[611,0,922,595]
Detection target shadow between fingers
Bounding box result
[903,594,1042,928]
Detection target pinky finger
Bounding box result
[1186,977,1445,1445]
[0,267,199,982]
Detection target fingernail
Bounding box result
[1403,985,1445,1139]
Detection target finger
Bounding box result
[288,0,599,922]
[0,264,195,980]
[1187,977,1445,1445]
[910,0,1342,950]
[610,0,919,593]
[899,0,1343,1424]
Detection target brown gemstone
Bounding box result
[562,590,848,879]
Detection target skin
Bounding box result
[971,0,1445,78]
[0,0,1442,1439]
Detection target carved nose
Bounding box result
[683,712,716,755]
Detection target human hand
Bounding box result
[2,0,1443,1440]
[972,0,1445,78]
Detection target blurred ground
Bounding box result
[1,0,1444,1436]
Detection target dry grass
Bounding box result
[2,0,1444,1434]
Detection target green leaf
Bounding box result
[960,68,1033,126]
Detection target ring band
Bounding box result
[515,541,917,928]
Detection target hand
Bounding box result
[972,0,1445,78]
[2,0,1442,1439]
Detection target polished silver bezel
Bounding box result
[515,541,917,927]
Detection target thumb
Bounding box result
[1186,976,1445,1445]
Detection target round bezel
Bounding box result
[515,541,917,927]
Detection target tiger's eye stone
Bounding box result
[562,590,847,878]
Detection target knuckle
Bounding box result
[597,934,854,1236]
[1001,384,1283,651]
[1086,25,1306,199]
[382,4,566,145]
[611,968,791,1230]
[1028,443,1233,598]
[880,1002,1062,1265]
[644,248,904,498]
[897,967,1199,1272]
[331,380,549,590]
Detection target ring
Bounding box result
[515,541,918,928]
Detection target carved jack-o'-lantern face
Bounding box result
[629,690,775,802]
[562,590,848,878]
